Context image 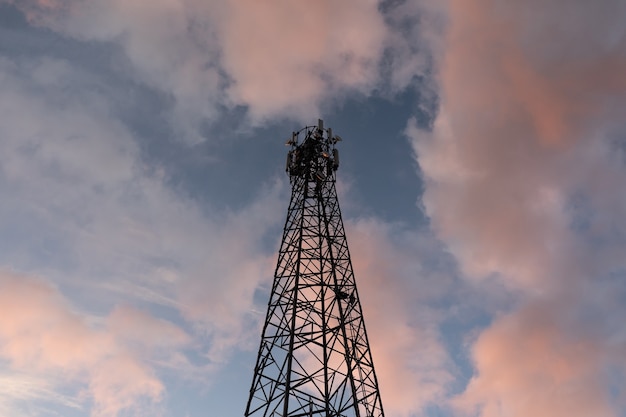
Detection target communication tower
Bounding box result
[244,120,386,417]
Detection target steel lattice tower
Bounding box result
[245,120,385,417]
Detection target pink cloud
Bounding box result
[6,0,393,130]
[0,270,192,416]
[0,271,114,372]
[0,53,290,403]
[347,218,455,417]
[4,0,449,132]
[409,0,626,415]
[455,299,624,417]
[412,0,626,290]
[216,0,387,122]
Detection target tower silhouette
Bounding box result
[245,120,385,417]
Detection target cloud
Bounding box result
[174,181,284,364]
[0,270,189,416]
[0,372,83,416]
[0,41,286,414]
[346,217,457,417]
[455,298,626,417]
[107,305,191,350]
[6,0,391,131]
[5,0,446,132]
[411,0,626,289]
[0,1,455,416]
[7,0,225,142]
[409,0,626,415]
[216,0,387,122]
[5,2,624,417]
[381,0,446,93]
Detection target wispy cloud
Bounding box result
[0,270,182,416]
[0,371,82,415]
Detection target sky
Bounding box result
[0,1,625,416]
